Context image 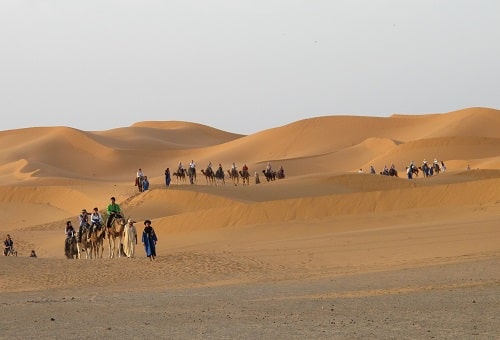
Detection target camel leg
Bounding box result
[108,237,114,258]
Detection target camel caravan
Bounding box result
[65,199,129,260]
[374,158,446,179]
[170,161,286,187]
[65,215,126,260]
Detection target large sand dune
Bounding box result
[1,107,499,339]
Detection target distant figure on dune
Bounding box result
[370,166,376,174]
[255,172,260,184]
[188,160,197,184]
[136,168,145,192]
[142,176,150,191]
[265,162,272,176]
[407,161,415,180]
[4,234,14,256]
[30,250,37,258]
[165,168,171,187]
[277,166,285,179]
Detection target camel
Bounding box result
[201,168,216,185]
[406,166,419,178]
[89,226,105,259]
[262,169,276,182]
[64,235,78,259]
[277,167,285,179]
[188,167,197,184]
[76,228,93,259]
[215,168,225,186]
[107,217,126,258]
[228,168,239,186]
[173,169,187,184]
[239,170,250,186]
[380,168,398,177]
[135,176,144,192]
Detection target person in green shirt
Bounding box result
[106,197,123,229]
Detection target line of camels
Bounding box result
[65,217,126,259]
[379,162,442,178]
[172,166,286,186]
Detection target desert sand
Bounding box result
[1,107,499,339]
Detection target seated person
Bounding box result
[65,221,75,251]
[30,250,37,258]
[106,197,123,229]
[90,207,103,228]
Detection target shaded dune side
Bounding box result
[0,186,101,229]
[95,121,244,150]
[0,124,244,183]
[0,127,114,180]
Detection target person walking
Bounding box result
[142,220,158,260]
[123,219,138,258]
[165,168,171,187]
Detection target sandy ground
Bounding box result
[1,107,499,339]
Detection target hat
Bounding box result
[128,219,136,224]
[144,220,151,225]
[81,209,87,213]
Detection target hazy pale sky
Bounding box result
[1,1,499,134]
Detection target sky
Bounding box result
[1,1,499,135]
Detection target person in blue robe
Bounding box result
[142,220,157,260]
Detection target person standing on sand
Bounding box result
[123,219,138,258]
[142,176,150,191]
[142,220,157,260]
[165,168,171,187]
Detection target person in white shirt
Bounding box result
[123,219,138,258]
[90,207,104,237]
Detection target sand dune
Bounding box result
[1,107,499,339]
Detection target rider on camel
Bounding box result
[78,209,90,240]
[106,197,123,230]
[90,207,104,238]
[65,221,75,252]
